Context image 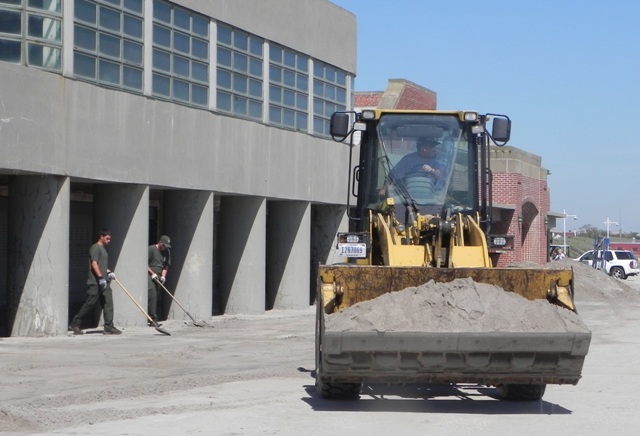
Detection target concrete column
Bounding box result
[219,196,266,314]
[0,197,7,337]
[8,176,70,336]
[163,190,214,321]
[266,201,310,310]
[311,204,349,264]
[94,184,148,327]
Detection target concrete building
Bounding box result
[354,79,554,267]
[0,0,356,337]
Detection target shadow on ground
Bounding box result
[301,382,572,415]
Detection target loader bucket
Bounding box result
[319,265,578,313]
[315,264,591,398]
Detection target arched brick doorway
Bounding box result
[521,201,539,263]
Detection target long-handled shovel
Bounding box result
[153,277,207,327]
[113,277,171,336]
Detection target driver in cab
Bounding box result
[390,137,442,181]
[379,137,443,199]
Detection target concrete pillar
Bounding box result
[94,184,148,327]
[266,201,310,310]
[219,196,266,314]
[163,190,214,321]
[8,176,70,336]
[311,204,349,263]
[0,197,7,337]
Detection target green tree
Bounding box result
[577,224,600,238]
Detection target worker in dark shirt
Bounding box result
[147,235,171,326]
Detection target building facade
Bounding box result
[0,0,356,336]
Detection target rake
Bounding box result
[113,277,171,336]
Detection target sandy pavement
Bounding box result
[2,261,640,435]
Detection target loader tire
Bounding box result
[315,377,361,400]
[496,383,546,401]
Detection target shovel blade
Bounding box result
[153,323,171,336]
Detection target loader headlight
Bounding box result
[346,234,360,243]
[353,121,367,131]
[471,125,485,134]
[360,110,375,120]
[463,111,479,122]
[492,237,507,246]
[488,235,514,250]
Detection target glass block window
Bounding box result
[73,0,144,91]
[216,23,263,121]
[152,0,209,107]
[268,44,308,131]
[0,0,62,71]
[313,61,347,136]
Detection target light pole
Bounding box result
[562,209,578,254]
[604,217,619,239]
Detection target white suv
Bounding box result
[574,249,640,279]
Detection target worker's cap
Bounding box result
[159,235,171,248]
[416,138,440,148]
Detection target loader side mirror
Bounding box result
[330,112,351,139]
[491,117,511,143]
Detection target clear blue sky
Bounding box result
[331,0,640,235]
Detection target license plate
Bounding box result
[338,243,367,258]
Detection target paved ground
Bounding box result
[2,264,640,435]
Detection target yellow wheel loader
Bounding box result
[315,110,591,401]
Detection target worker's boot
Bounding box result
[103,325,122,335]
[68,324,83,335]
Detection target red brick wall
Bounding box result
[354,93,382,108]
[491,172,549,266]
[354,80,437,110]
[396,83,437,110]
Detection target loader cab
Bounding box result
[330,110,510,234]
[336,112,477,223]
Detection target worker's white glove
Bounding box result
[107,272,116,281]
[159,276,166,284]
[98,277,107,290]
[151,273,158,281]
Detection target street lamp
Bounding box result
[604,217,619,239]
[562,209,578,254]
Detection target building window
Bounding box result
[0,0,62,71]
[151,0,209,107]
[216,23,263,121]
[313,61,347,136]
[268,44,308,131]
[73,0,144,91]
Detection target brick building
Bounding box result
[354,79,552,266]
[489,147,550,266]
[354,78,437,110]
